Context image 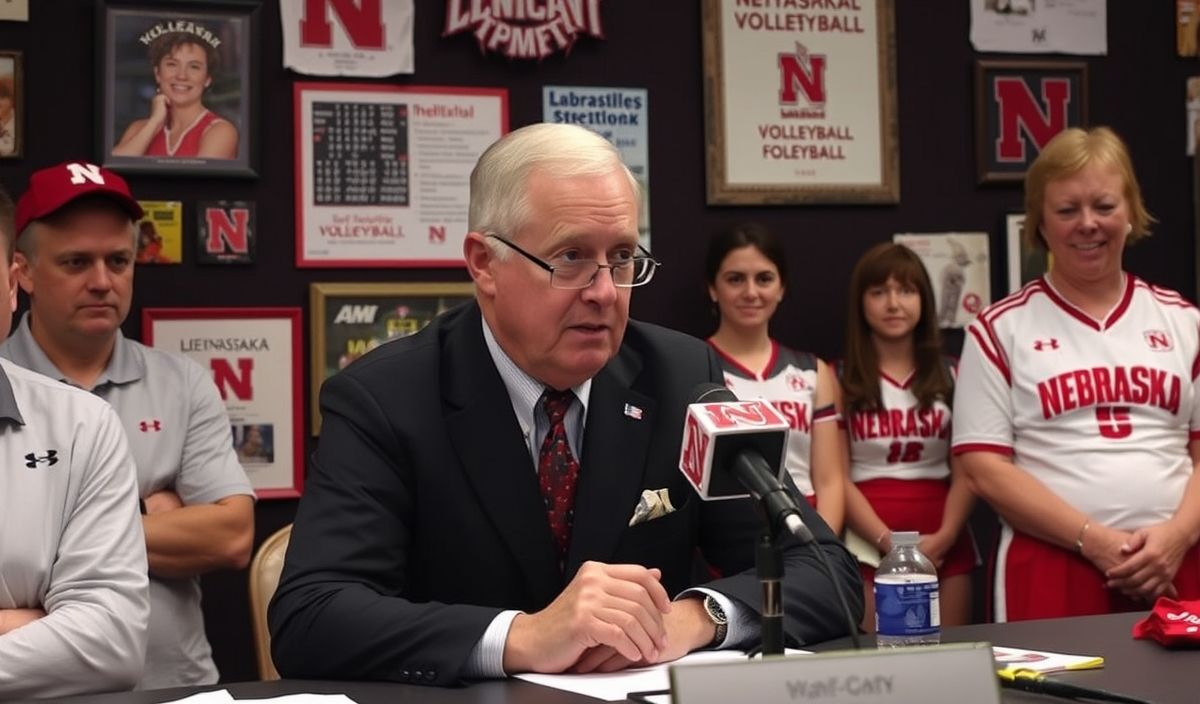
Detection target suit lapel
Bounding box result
[443,304,562,604]
[566,346,656,575]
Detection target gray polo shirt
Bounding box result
[0,313,253,689]
[0,358,150,698]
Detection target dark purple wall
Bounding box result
[0,1,1191,683]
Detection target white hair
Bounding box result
[470,123,640,258]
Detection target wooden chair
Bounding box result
[248,524,292,680]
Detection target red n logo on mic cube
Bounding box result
[679,399,790,500]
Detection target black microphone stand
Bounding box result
[756,533,785,656]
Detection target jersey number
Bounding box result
[1096,406,1132,439]
[886,441,924,463]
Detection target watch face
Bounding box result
[705,595,728,624]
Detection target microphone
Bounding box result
[678,383,813,543]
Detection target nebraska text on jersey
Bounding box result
[848,406,950,440]
[953,274,1200,530]
[1038,366,1182,419]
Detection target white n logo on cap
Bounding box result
[66,163,105,185]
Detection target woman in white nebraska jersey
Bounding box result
[955,127,1200,621]
[704,223,846,534]
[841,243,977,631]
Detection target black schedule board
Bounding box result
[311,101,410,206]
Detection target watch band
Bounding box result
[702,594,728,647]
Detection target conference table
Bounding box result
[24,611,1195,703]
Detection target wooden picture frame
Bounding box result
[0,51,23,159]
[142,307,304,499]
[701,0,899,204]
[975,60,1088,184]
[1005,211,1051,293]
[309,282,474,433]
[97,0,260,177]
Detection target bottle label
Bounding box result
[874,581,940,636]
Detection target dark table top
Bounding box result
[21,611,1194,703]
[815,611,1192,704]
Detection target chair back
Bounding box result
[248,523,292,680]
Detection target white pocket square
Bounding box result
[628,488,676,526]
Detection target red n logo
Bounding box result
[205,208,251,254]
[680,415,709,486]
[993,77,1071,162]
[778,46,826,106]
[212,358,254,401]
[300,0,385,49]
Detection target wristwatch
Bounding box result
[702,594,728,647]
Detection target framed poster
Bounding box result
[142,307,303,499]
[1005,212,1051,293]
[309,282,474,433]
[136,200,183,264]
[893,232,990,329]
[97,0,259,177]
[294,83,508,268]
[197,200,255,264]
[975,60,1088,184]
[0,51,21,158]
[701,0,899,204]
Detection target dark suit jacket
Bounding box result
[269,302,861,685]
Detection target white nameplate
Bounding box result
[670,643,999,703]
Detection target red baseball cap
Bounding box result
[14,161,144,235]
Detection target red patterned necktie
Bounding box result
[538,388,580,564]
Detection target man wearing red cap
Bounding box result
[0,161,255,689]
[0,181,150,698]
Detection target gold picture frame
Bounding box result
[701,0,899,204]
[309,282,474,434]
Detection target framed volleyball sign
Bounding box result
[96,0,260,177]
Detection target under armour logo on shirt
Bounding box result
[24,450,58,468]
[139,420,162,432]
[1033,339,1060,351]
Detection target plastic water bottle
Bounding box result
[874,531,940,648]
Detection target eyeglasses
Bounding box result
[487,234,661,289]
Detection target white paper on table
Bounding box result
[161,691,234,704]
[237,696,359,703]
[515,649,809,702]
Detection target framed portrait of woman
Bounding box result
[96,0,259,177]
[0,51,21,159]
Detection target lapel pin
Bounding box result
[623,403,644,420]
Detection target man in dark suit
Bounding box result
[269,123,861,685]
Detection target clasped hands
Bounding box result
[1081,520,1193,603]
[503,561,717,675]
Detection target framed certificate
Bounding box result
[142,307,304,499]
[294,83,507,267]
[701,0,899,204]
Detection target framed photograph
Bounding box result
[310,282,474,433]
[1194,151,1200,304]
[0,51,22,158]
[976,60,1088,184]
[701,0,899,204]
[97,0,259,177]
[136,200,183,264]
[1005,212,1050,293]
[893,232,990,329]
[142,307,304,499]
[295,83,507,267]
